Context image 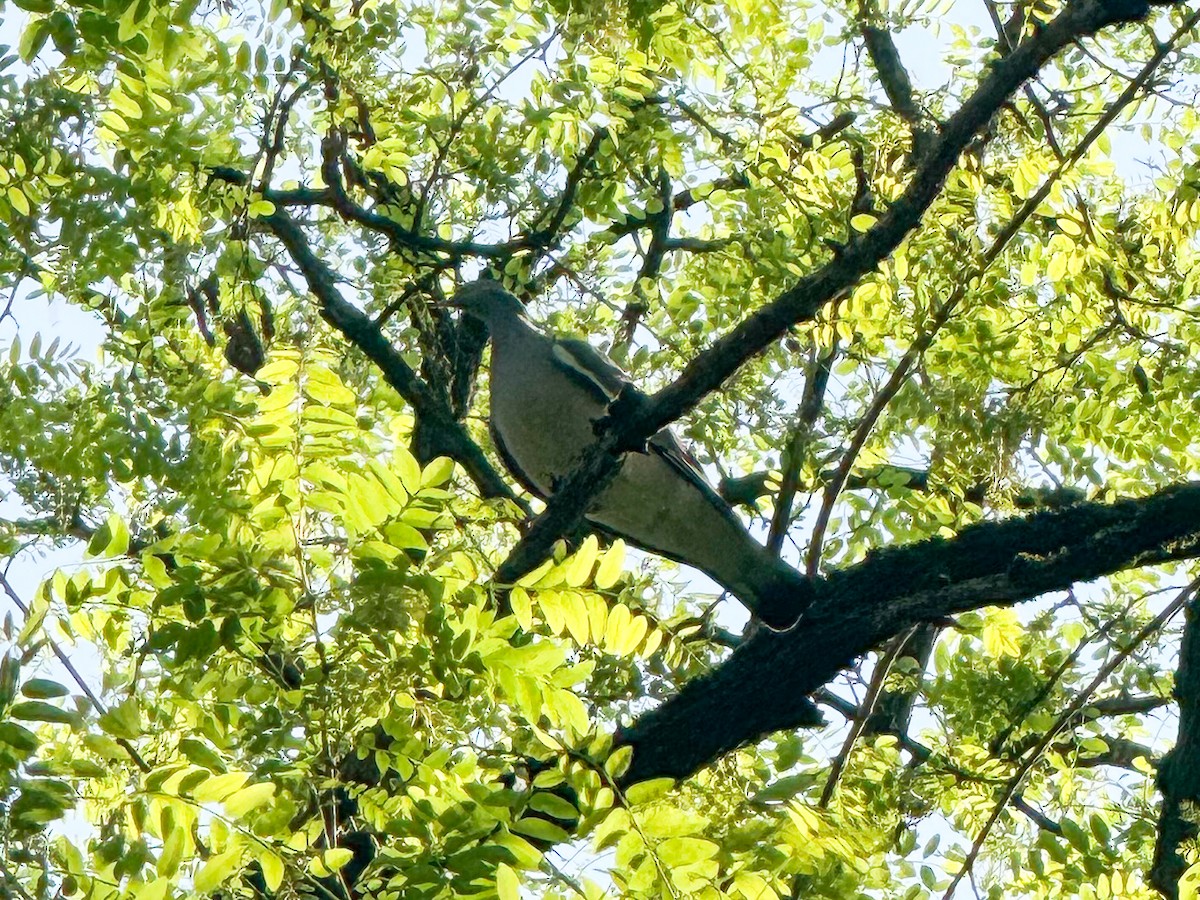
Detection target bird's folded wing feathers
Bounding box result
[549,336,718,500]
[550,337,627,401]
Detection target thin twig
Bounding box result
[818,627,914,807]
[0,571,150,772]
[940,576,1199,900]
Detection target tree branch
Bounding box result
[618,482,1200,785]
[1151,595,1200,897]
[260,206,526,508]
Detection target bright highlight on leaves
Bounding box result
[496,862,520,900]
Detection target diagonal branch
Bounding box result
[857,0,928,144]
[260,206,526,508]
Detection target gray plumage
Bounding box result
[454,279,808,630]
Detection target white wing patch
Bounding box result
[551,342,620,400]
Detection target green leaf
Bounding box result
[624,778,673,805]
[259,851,285,892]
[0,722,39,753]
[496,862,520,900]
[10,700,77,724]
[640,806,709,838]
[224,781,276,818]
[324,848,353,870]
[529,792,578,821]
[850,213,876,232]
[194,848,242,893]
[7,186,30,216]
[421,456,455,487]
[562,591,590,645]
[511,816,571,844]
[18,18,50,63]
[21,678,68,699]
[655,836,718,865]
[394,446,423,494]
[1060,817,1089,852]
[384,521,428,551]
[179,738,228,773]
[1181,860,1200,900]
[495,831,542,867]
[98,698,141,738]
[157,822,185,877]
[193,771,250,803]
[510,586,533,631]
[604,746,633,778]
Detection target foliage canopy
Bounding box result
[3,0,1200,898]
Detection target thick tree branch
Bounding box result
[618,482,1200,785]
[857,0,928,143]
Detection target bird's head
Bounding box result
[450,279,528,328]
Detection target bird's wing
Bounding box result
[550,336,628,401]
[551,337,720,500]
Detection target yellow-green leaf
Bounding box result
[512,816,570,844]
[594,539,625,589]
[7,186,30,215]
[420,456,455,487]
[850,213,876,232]
[1181,860,1200,900]
[496,862,520,900]
[656,836,718,865]
[394,445,423,494]
[510,586,533,631]
[194,848,242,893]
[562,591,590,645]
[565,535,599,587]
[193,771,250,803]
[157,821,185,876]
[624,777,673,804]
[133,878,170,900]
[259,851,285,892]
[224,782,276,818]
[604,746,633,778]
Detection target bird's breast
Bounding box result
[489,341,601,496]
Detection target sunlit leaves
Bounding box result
[194,848,243,893]
[0,0,1195,897]
[982,609,1024,659]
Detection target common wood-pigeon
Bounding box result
[453,279,810,630]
